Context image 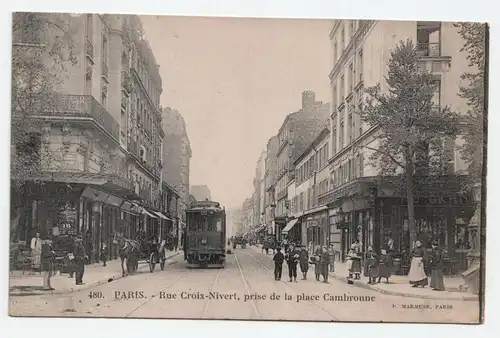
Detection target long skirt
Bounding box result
[31,253,41,269]
[378,264,391,278]
[299,261,309,273]
[430,268,445,291]
[408,257,428,286]
[350,258,362,274]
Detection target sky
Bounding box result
[141,16,333,209]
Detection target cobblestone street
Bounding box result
[9,248,480,323]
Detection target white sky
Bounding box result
[141,16,333,208]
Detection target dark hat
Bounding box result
[276,247,281,251]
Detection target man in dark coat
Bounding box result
[319,246,329,283]
[74,236,86,285]
[298,245,309,280]
[273,247,285,280]
[285,245,299,283]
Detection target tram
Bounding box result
[184,200,226,268]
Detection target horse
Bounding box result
[112,232,140,276]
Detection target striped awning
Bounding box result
[282,219,299,234]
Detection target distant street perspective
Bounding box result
[9,13,485,324]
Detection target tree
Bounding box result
[357,39,460,247]
[454,22,486,186]
[10,12,77,238]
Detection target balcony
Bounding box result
[128,138,139,157]
[417,42,441,57]
[101,61,109,81]
[35,94,120,142]
[85,39,94,63]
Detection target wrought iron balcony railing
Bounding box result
[417,42,441,57]
[36,94,120,141]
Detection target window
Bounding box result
[347,111,353,144]
[333,42,338,63]
[359,154,364,177]
[86,14,93,40]
[340,76,345,101]
[432,78,441,107]
[348,64,354,93]
[358,50,363,82]
[340,26,345,49]
[101,86,107,108]
[102,35,108,63]
[339,122,344,149]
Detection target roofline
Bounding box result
[292,127,330,166]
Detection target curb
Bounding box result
[9,252,180,297]
[327,272,479,302]
[250,247,478,302]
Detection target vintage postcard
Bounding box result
[8,13,486,324]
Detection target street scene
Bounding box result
[9,246,479,323]
[9,13,486,324]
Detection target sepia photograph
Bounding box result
[7,11,487,324]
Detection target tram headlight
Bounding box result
[201,238,208,245]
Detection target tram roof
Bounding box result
[186,206,224,212]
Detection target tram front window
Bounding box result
[188,213,223,232]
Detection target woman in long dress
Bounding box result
[364,246,379,284]
[30,232,42,272]
[430,241,445,291]
[408,240,428,287]
[348,244,362,280]
[377,249,392,283]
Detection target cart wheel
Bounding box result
[160,259,165,270]
[149,253,156,272]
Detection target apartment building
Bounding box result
[274,91,330,240]
[324,20,476,266]
[263,136,278,236]
[11,13,167,262]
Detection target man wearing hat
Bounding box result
[272,247,285,281]
[73,235,86,285]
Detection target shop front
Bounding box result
[320,178,377,262]
[15,172,141,264]
[274,216,287,241]
[281,217,300,243]
[302,206,328,254]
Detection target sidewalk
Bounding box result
[248,245,478,301]
[9,251,179,297]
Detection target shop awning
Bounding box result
[142,209,158,219]
[303,205,328,216]
[256,225,267,233]
[282,219,299,234]
[153,211,171,221]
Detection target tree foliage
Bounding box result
[454,22,486,185]
[10,13,78,236]
[358,39,460,246]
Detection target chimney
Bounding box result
[302,90,315,112]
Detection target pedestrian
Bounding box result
[347,244,362,280]
[408,240,428,288]
[30,232,42,272]
[298,245,309,280]
[430,241,445,291]
[364,246,379,284]
[173,234,178,252]
[320,246,329,283]
[74,235,86,285]
[311,247,322,281]
[273,247,285,280]
[40,236,55,291]
[285,244,299,282]
[263,239,270,255]
[282,236,289,253]
[327,244,336,272]
[377,249,391,283]
[67,237,76,278]
[100,242,108,267]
